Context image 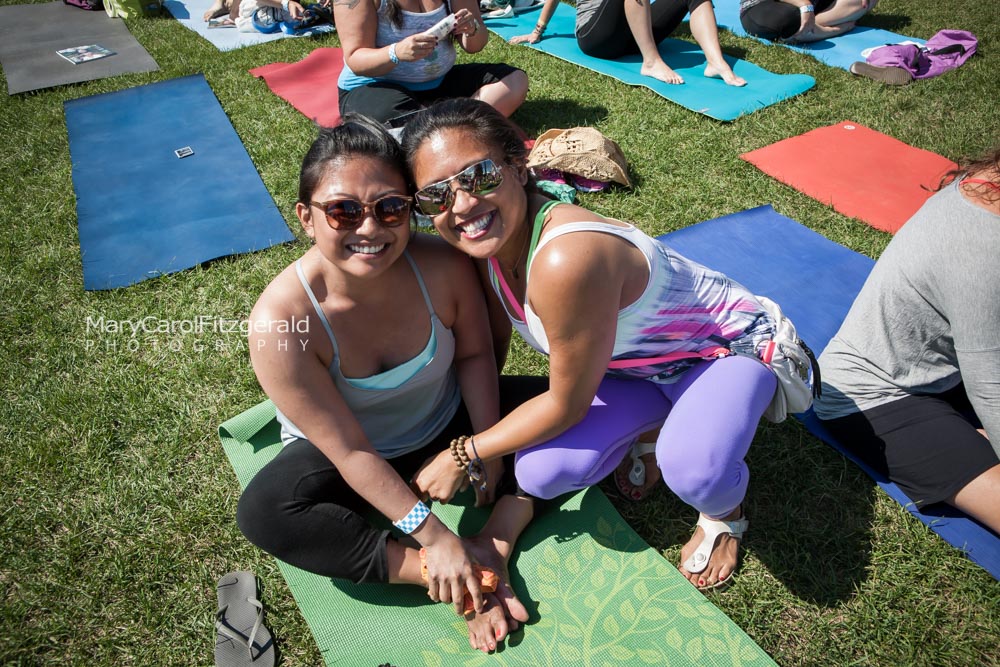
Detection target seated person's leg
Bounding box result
[237,438,401,583]
[740,0,802,40]
[656,355,776,587]
[685,0,747,86]
[576,0,631,59]
[338,82,421,126]
[821,387,1000,534]
[433,64,528,118]
[513,376,670,499]
[815,0,875,27]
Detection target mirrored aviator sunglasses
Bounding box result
[311,195,413,230]
[414,158,505,216]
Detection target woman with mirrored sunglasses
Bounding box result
[335,0,529,126]
[235,114,546,653]
[404,99,786,591]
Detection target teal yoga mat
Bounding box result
[712,0,924,71]
[219,401,778,666]
[485,1,814,121]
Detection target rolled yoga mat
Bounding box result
[0,1,158,95]
[484,1,814,121]
[219,398,778,666]
[660,204,1000,581]
[740,121,957,234]
[65,74,294,290]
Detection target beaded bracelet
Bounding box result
[533,22,546,35]
[449,435,471,469]
[393,500,430,534]
[466,436,488,492]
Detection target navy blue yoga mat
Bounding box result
[660,205,1000,581]
[65,74,294,290]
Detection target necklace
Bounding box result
[504,217,534,280]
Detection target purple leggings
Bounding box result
[514,355,777,517]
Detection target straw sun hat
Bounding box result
[527,127,632,187]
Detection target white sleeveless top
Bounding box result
[490,218,774,383]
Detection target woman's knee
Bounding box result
[660,456,748,514]
[236,474,292,553]
[481,69,529,116]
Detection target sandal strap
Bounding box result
[627,438,658,486]
[682,514,748,574]
[215,597,266,661]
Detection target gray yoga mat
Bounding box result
[0,1,159,95]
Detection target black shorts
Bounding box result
[820,385,997,508]
[338,62,522,125]
[740,0,836,41]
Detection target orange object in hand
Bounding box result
[419,548,499,614]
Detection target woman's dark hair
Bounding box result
[936,144,1000,203]
[298,113,409,204]
[401,98,529,173]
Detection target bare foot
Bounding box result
[641,61,684,85]
[463,534,528,638]
[613,448,660,502]
[465,592,510,653]
[704,63,747,87]
[677,509,744,590]
[202,0,229,20]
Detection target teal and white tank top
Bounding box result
[276,251,460,457]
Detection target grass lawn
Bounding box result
[1,0,998,664]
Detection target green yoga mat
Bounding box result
[220,401,776,666]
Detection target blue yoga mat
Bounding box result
[65,74,294,290]
[163,0,333,52]
[712,1,923,71]
[486,2,814,121]
[658,205,1000,580]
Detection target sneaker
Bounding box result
[849,61,913,86]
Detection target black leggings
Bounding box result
[236,375,548,584]
[577,0,710,60]
[739,0,835,41]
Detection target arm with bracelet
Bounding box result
[508,0,557,44]
[334,0,439,77]
[450,0,489,52]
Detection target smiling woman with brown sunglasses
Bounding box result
[234,114,546,653]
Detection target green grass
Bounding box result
[1,1,998,665]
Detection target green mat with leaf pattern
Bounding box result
[219,400,776,666]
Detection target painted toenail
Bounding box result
[698,578,705,586]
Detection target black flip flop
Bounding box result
[215,571,275,667]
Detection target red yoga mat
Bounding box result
[250,47,344,128]
[741,122,957,233]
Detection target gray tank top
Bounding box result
[275,251,460,457]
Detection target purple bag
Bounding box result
[64,0,104,9]
[867,30,977,80]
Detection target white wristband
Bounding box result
[281,0,289,10]
[393,501,430,534]
[388,43,399,64]
[799,4,814,13]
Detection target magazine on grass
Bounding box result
[57,44,116,64]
